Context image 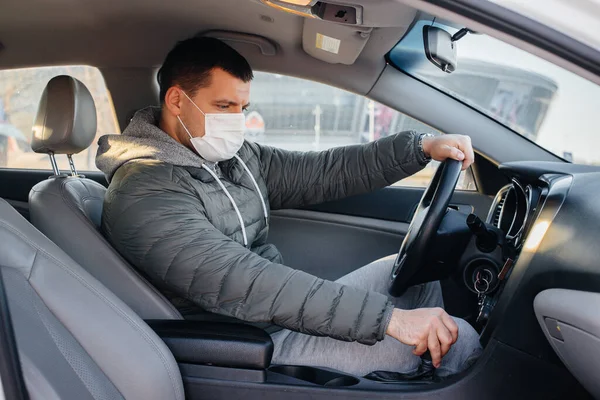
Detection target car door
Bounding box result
[247,71,492,282]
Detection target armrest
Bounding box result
[146,320,274,370]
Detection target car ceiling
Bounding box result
[1,0,570,168]
[0,0,418,95]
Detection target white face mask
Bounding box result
[177,91,245,162]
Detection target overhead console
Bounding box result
[255,0,416,65]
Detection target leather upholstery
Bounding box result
[31,75,97,155]
[0,198,184,400]
[29,176,182,320]
[29,75,182,321]
[147,320,274,370]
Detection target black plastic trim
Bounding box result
[181,363,266,383]
[181,339,588,399]
[305,186,491,223]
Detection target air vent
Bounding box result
[492,191,508,227]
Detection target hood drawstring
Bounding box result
[201,164,249,247]
[234,155,269,224]
[201,157,269,248]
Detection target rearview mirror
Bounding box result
[423,26,457,73]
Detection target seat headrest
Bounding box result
[31,75,97,155]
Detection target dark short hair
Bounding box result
[157,37,254,103]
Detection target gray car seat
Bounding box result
[0,198,184,400]
[28,75,181,320]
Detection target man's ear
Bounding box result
[163,86,183,116]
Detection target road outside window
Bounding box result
[246,72,475,189]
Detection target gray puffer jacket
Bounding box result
[97,107,429,345]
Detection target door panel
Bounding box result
[269,187,492,280]
[306,186,492,223]
[270,209,409,280]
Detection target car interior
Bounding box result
[1,0,600,399]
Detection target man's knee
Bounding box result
[415,280,444,308]
[454,317,480,349]
[440,317,482,375]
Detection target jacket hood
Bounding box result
[96,107,205,182]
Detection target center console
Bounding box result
[146,319,435,399]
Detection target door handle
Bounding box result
[448,203,474,215]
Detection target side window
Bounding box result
[0,66,119,171]
[246,72,476,190]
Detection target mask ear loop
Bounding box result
[179,90,208,141]
[177,115,194,140]
[181,90,206,116]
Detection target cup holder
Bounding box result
[323,376,359,387]
[270,365,359,387]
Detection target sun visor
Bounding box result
[302,18,372,65]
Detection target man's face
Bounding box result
[178,67,251,139]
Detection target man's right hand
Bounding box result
[386,307,459,368]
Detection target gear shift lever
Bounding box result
[419,351,435,376]
[364,350,436,382]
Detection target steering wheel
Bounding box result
[389,159,462,297]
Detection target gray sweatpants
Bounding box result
[271,255,483,377]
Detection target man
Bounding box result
[97,37,481,377]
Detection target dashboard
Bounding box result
[472,162,600,353]
[461,176,544,328]
[464,161,600,398]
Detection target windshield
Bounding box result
[389,20,600,165]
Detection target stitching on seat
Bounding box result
[25,262,125,399]
[79,195,102,202]
[58,180,102,232]
[0,221,184,400]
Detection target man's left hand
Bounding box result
[422,134,474,170]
